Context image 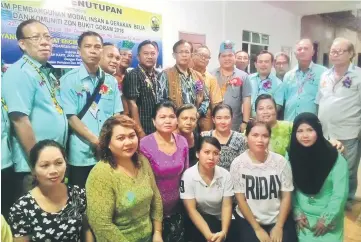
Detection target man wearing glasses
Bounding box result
[157,40,209,119]
[2,19,68,196]
[317,37,361,204]
[279,39,327,122]
[192,45,222,131]
[235,50,250,73]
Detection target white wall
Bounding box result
[111,0,301,69]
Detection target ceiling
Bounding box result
[265,1,361,16]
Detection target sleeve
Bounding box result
[139,137,153,162]
[8,199,31,237]
[85,165,130,241]
[111,77,123,113]
[156,71,169,103]
[123,71,139,100]
[277,74,289,107]
[241,74,252,98]
[292,192,304,220]
[141,156,163,222]
[315,72,326,105]
[209,75,223,104]
[197,86,210,117]
[280,159,294,192]
[273,80,284,106]
[223,171,234,197]
[59,75,79,115]
[320,155,349,226]
[180,170,196,199]
[230,160,245,193]
[2,69,36,115]
[1,215,13,242]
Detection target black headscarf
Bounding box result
[289,113,338,195]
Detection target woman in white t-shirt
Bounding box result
[180,136,234,242]
[230,120,297,242]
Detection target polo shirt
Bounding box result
[248,72,283,116]
[281,62,327,121]
[230,151,294,225]
[1,102,12,170]
[59,64,123,166]
[2,54,68,172]
[180,163,234,220]
[211,67,252,131]
[316,64,361,140]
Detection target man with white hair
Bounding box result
[280,39,327,122]
[316,37,361,202]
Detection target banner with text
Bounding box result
[1,0,162,68]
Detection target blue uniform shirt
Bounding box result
[1,100,12,170]
[59,64,123,167]
[2,54,68,172]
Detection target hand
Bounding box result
[270,225,283,242]
[254,227,271,242]
[312,218,328,237]
[152,231,163,242]
[296,215,310,235]
[206,232,215,242]
[240,123,247,133]
[329,139,344,153]
[90,136,99,147]
[211,231,226,242]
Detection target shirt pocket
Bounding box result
[99,95,114,116]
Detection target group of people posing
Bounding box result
[1,18,360,242]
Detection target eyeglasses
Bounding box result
[175,51,191,56]
[329,49,348,56]
[22,35,53,42]
[194,53,211,60]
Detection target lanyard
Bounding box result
[139,65,157,98]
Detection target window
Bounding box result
[242,30,270,73]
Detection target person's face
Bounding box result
[247,125,270,153]
[255,53,272,76]
[212,108,232,132]
[329,40,353,66]
[274,55,289,77]
[256,99,277,124]
[119,49,132,69]
[177,108,197,134]
[235,52,249,71]
[99,45,121,74]
[153,107,177,133]
[192,47,211,70]
[296,123,317,147]
[197,142,220,169]
[18,22,53,64]
[219,51,235,69]
[173,43,192,66]
[34,146,66,186]
[138,44,157,69]
[78,36,103,66]
[295,40,314,62]
[108,125,139,159]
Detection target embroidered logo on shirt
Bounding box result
[342,76,352,88]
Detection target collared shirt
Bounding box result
[123,66,158,135]
[211,67,252,131]
[2,54,68,172]
[281,62,327,121]
[316,64,361,140]
[180,163,234,220]
[196,70,223,131]
[249,72,283,116]
[157,67,210,116]
[59,64,122,166]
[1,101,12,170]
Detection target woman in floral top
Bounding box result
[201,104,247,171]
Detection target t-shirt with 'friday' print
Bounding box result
[230,151,294,225]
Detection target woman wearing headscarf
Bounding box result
[289,113,349,242]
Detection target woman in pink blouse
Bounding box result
[140,101,189,242]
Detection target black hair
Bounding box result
[103,42,114,47]
[194,45,210,53]
[29,139,67,170]
[235,50,249,57]
[245,119,271,137]
[255,50,274,62]
[255,94,277,111]
[16,19,48,40]
[176,104,197,118]
[77,31,103,47]
[152,100,177,119]
[173,39,193,53]
[212,103,233,117]
[197,136,221,152]
[151,41,159,51]
[137,40,157,54]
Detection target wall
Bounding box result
[109,0,301,69]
